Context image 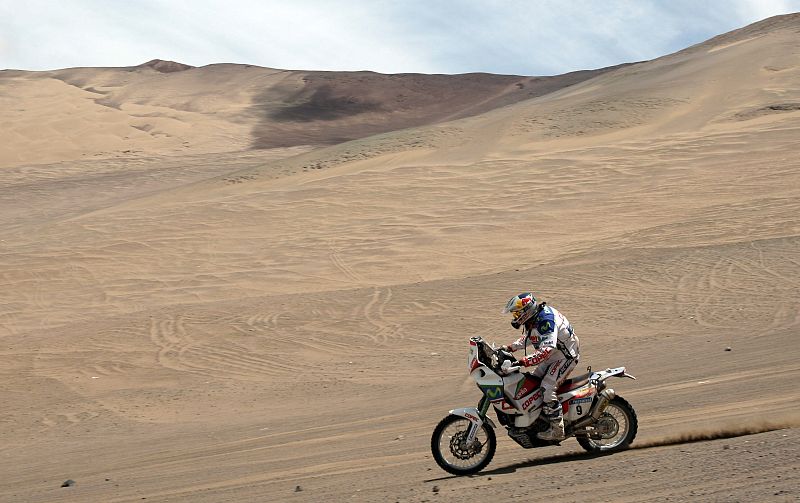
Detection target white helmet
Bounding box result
[502,292,537,329]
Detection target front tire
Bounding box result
[576,396,638,452]
[431,414,496,475]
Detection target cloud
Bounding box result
[734,0,797,20]
[1,0,799,74]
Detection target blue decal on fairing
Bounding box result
[480,385,504,401]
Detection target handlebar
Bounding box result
[471,336,519,374]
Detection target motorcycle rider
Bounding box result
[500,292,580,441]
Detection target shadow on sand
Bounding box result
[426,422,796,481]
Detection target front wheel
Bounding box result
[431,414,496,475]
[576,396,638,452]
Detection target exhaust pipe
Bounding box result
[572,389,616,430]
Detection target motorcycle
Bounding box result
[431,336,638,475]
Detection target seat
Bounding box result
[556,372,591,393]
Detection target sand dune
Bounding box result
[0,60,620,169]
[1,13,799,502]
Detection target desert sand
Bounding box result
[1,13,799,503]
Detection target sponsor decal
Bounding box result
[538,320,553,333]
[481,386,504,401]
[514,376,541,399]
[470,358,480,372]
[521,390,542,410]
[572,387,596,399]
[549,359,564,376]
[501,400,516,411]
[570,397,592,405]
[464,412,479,422]
[558,359,573,378]
[523,347,552,366]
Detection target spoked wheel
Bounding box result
[577,396,638,452]
[431,414,496,475]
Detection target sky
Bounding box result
[1,0,799,75]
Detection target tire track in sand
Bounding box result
[329,243,362,283]
[363,287,402,345]
[149,314,296,379]
[149,315,194,373]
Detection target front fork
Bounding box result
[466,396,492,443]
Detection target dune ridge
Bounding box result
[0,60,622,169]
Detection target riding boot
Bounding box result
[537,400,566,441]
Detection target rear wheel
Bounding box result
[576,396,638,452]
[431,414,496,475]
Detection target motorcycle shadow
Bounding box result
[425,450,616,481]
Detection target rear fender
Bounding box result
[592,366,636,383]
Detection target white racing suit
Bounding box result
[506,304,580,440]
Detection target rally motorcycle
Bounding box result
[431,336,638,475]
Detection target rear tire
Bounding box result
[431,414,496,475]
[576,396,638,453]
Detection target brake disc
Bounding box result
[449,431,482,460]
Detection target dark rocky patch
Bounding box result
[735,102,800,120]
[134,59,194,73]
[250,65,628,149]
[270,85,382,122]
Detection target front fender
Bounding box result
[449,407,497,429]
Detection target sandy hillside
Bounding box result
[0,60,618,168]
[1,13,799,503]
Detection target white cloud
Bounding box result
[1,0,798,74]
[734,0,796,20]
